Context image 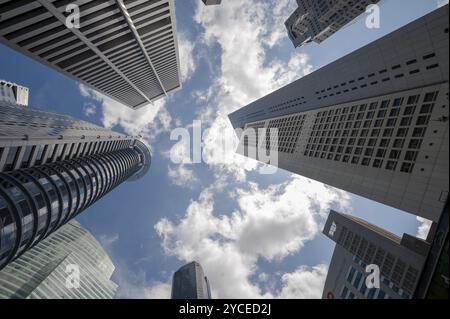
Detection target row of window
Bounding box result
[315,53,439,100]
[338,226,419,295]
[303,91,439,173]
[0,139,133,172]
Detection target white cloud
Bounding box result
[114,264,172,299]
[78,84,172,145]
[98,233,119,249]
[416,216,433,240]
[168,164,198,188]
[82,103,96,117]
[437,0,449,8]
[178,33,197,82]
[190,0,313,181]
[155,176,351,298]
[277,264,328,299]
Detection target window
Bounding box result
[21,146,35,168]
[408,139,422,149]
[340,286,349,299]
[400,162,414,173]
[389,150,401,159]
[420,104,434,114]
[416,115,430,126]
[404,151,418,161]
[393,139,405,148]
[347,267,356,282]
[4,147,20,171]
[386,161,397,170]
[373,159,383,168]
[407,95,420,105]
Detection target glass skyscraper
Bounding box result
[171,261,212,299]
[0,99,151,271]
[0,219,117,299]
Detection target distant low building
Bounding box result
[171,261,212,299]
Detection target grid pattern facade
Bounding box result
[304,90,438,174]
[231,7,449,221]
[230,6,449,129]
[0,101,151,270]
[323,211,428,299]
[239,82,448,221]
[0,0,181,109]
[286,0,380,48]
[0,220,117,299]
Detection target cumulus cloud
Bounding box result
[277,265,328,299]
[114,265,172,299]
[79,84,172,145]
[178,33,197,82]
[168,164,198,188]
[82,103,96,117]
[190,0,313,181]
[155,176,351,298]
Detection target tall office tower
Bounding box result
[0,101,151,271]
[171,261,212,299]
[285,0,380,48]
[322,210,429,299]
[0,0,181,109]
[202,0,222,5]
[0,80,29,106]
[0,220,117,299]
[229,6,449,222]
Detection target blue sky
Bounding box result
[0,0,446,298]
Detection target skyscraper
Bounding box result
[0,220,117,299]
[322,210,429,299]
[229,6,449,222]
[171,261,212,299]
[285,0,380,48]
[0,100,151,270]
[0,80,29,107]
[0,0,181,109]
[202,0,222,5]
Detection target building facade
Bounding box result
[0,0,181,109]
[171,261,212,299]
[229,6,449,222]
[0,100,151,270]
[0,80,29,106]
[322,210,429,299]
[0,220,117,299]
[285,0,380,48]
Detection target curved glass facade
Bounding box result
[0,220,117,299]
[0,147,142,270]
[0,101,151,271]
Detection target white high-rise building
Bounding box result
[229,6,449,222]
[0,0,181,109]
